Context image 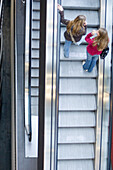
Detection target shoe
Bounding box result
[83,68,88,72]
[64,54,69,58]
[83,65,88,72]
[82,61,85,65]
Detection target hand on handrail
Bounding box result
[57,4,64,11]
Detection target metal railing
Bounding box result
[95,0,112,169]
[24,0,32,142]
[38,0,59,169]
[11,0,17,169]
[100,0,112,169]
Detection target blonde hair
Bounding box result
[93,28,109,51]
[67,15,86,36]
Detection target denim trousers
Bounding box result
[64,38,84,58]
[64,39,72,58]
[83,51,99,72]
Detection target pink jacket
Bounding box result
[85,33,102,56]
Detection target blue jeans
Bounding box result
[83,51,99,72]
[64,39,72,58]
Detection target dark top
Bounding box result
[59,10,87,42]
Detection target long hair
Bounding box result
[67,15,86,36]
[93,28,109,51]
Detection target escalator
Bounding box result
[57,0,112,170]
[11,0,40,169]
[57,1,99,169]
[38,0,112,169]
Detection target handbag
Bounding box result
[100,47,109,59]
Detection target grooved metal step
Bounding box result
[31,88,39,96]
[31,68,39,77]
[60,61,98,78]
[58,144,95,159]
[33,1,40,10]
[32,20,40,29]
[32,39,40,48]
[60,44,87,60]
[59,78,97,94]
[62,0,99,9]
[32,10,40,20]
[31,58,39,67]
[57,160,94,170]
[63,10,99,26]
[31,96,39,105]
[31,77,39,87]
[32,30,40,39]
[58,112,96,127]
[59,95,97,111]
[32,49,39,56]
[58,128,95,143]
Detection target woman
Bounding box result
[83,28,109,72]
[57,4,87,58]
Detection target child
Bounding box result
[57,4,87,58]
[83,28,109,72]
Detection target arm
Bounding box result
[59,11,70,25]
[85,33,94,44]
[57,4,70,25]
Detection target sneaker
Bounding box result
[83,65,88,72]
[64,54,69,58]
[82,61,85,65]
[83,68,88,72]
